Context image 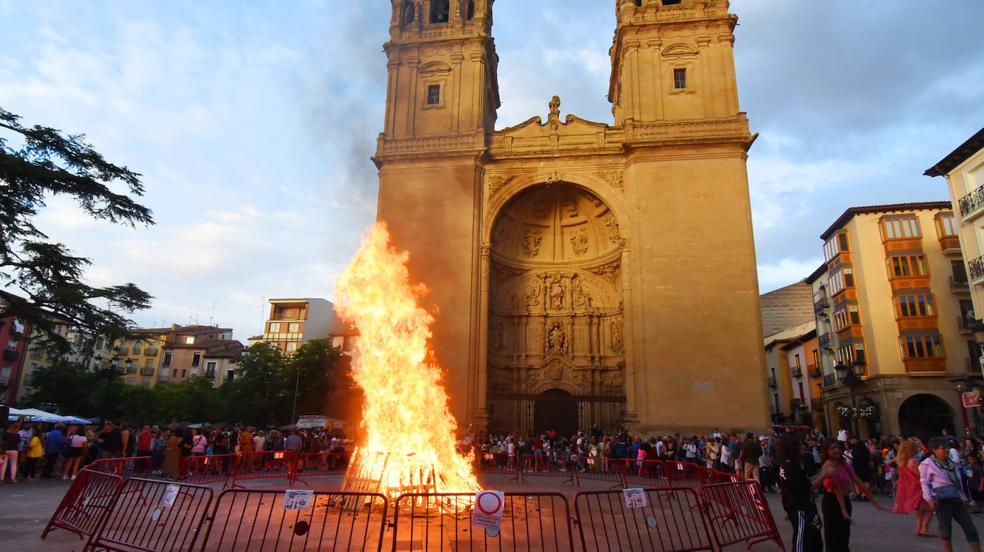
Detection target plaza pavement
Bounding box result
[1,475,981,551]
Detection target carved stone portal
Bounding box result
[488,183,626,434]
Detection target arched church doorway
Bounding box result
[534,389,578,437]
[899,394,955,441]
[487,183,626,434]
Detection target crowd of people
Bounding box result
[0,419,347,483]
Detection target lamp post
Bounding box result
[834,360,865,439]
[955,380,971,438]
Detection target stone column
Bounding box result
[475,244,491,428]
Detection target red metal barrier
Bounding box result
[198,489,388,551]
[291,451,350,485]
[702,481,784,551]
[85,477,213,551]
[85,456,145,478]
[392,492,575,551]
[518,454,576,486]
[182,453,238,487]
[574,487,716,552]
[230,451,296,487]
[41,468,123,541]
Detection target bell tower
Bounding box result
[609,0,741,126]
[380,0,499,143]
[373,0,500,427]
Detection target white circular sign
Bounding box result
[476,491,503,515]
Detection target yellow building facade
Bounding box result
[818,203,972,438]
[374,0,769,435]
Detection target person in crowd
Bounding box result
[98,420,122,459]
[920,437,981,552]
[135,425,153,474]
[42,423,66,478]
[239,426,254,472]
[964,453,984,514]
[704,436,721,470]
[24,426,43,480]
[849,436,874,499]
[819,439,887,550]
[894,439,935,537]
[119,424,131,458]
[190,428,207,473]
[2,422,21,482]
[178,427,193,479]
[151,427,167,475]
[63,425,88,480]
[164,430,181,479]
[739,433,762,483]
[837,427,848,444]
[719,437,732,473]
[778,434,833,552]
[759,436,777,493]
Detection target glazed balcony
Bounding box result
[959,184,984,222]
[904,358,946,374]
[939,235,962,256]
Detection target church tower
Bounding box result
[374,0,500,423]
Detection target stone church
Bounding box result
[373,0,770,435]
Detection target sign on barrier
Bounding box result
[41,468,123,541]
[393,492,575,551]
[472,490,505,536]
[198,489,388,551]
[85,477,213,552]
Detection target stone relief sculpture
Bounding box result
[548,276,565,310]
[546,322,567,355]
[610,316,624,353]
[522,228,542,257]
[526,278,542,307]
[570,227,589,256]
[571,275,592,307]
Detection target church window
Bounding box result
[466,1,475,20]
[429,0,450,23]
[673,68,687,89]
[426,84,441,105]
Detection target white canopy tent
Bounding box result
[8,407,91,425]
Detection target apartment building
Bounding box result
[818,202,973,439]
[261,298,340,353]
[150,325,243,385]
[760,282,816,425]
[0,292,30,405]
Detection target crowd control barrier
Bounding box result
[230,450,296,487]
[41,468,123,541]
[574,487,717,552]
[392,492,575,551]
[198,489,388,551]
[84,478,214,552]
[702,481,784,551]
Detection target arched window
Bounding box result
[466,1,475,20]
[430,0,450,23]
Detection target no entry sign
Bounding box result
[472,490,505,536]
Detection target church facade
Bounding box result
[374,0,770,435]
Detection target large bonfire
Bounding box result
[335,222,481,496]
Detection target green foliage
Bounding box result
[0,107,154,353]
[26,340,345,428]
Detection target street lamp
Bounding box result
[835,360,865,438]
[953,379,972,437]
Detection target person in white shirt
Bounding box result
[837,428,849,443]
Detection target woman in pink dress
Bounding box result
[894,440,934,537]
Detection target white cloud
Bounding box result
[757,257,823,293]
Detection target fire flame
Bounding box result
[335,222,481,495]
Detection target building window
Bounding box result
[901,334,944,359]
[184,336,195,345]
[953,260,969,283]
[426,84,441,105]
[793,354,801,369]
[880,216,921,240]
[205,361,216,379]
[834,305,861,331]
[673,68,687,89]
[823,232,850,262]
[936,213,957,237]
[429,0,449,23]
[287,322,301,333]
[192,353,201,367]
[828,266,854,295]
[268,322,281,333]
[887,255,929,278]
[896,294,936,318]
[181,369,187,378]
[226,370,235,383]
[162,352,172,368]
[285,341,298,353]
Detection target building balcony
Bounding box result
[950,276,970,290]
[144,347,158,356]
[959,184,984,222]
[970,255,984,284]
[823,373,837,388]
[903,358,946,374]
[140,367,155,377]
[116,346,129,355]
[791,366,803,379]
[939,235,962,256]
[807,364,822,378]
[958,315,976,334]
[768,375,777,388]
[819,333,833,350]
[814,298,830,314]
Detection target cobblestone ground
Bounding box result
[2,475,981,551]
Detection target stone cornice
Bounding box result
[622,114,753,149]
[373,131,487,166]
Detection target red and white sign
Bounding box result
[472,490,505,536]
[962,390,981,409]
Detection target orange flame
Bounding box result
[335,222,480,495]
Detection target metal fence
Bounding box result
[42,468,123,541]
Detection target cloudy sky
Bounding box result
[1,0,982,340]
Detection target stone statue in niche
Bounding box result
[547,322,567,355]
[566,199,579,218]
[522,228,543,257]
[571,275,591,307]
[570,227,589,256]
[548,276,565,310]
[610,317,624,353]
[526,278,542,307]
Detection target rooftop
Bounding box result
[819,201,952,240]
[925,127,984,177]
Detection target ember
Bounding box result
[335,223,481,500]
